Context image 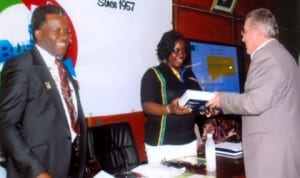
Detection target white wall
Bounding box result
[0,0,172,116]
[62,0,172,116]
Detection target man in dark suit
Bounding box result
[0,5,87,178]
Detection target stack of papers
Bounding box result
[131,163,185,177]
[215,142,243,158]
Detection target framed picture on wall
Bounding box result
[211,0,237,13]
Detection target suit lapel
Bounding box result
[30,47,70,127]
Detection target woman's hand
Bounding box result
[168,98,192,115]
[142,98,193,116]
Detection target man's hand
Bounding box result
[206,92,221,109]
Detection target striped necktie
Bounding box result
[55,59,80,134]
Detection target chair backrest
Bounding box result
[87,122,141,175]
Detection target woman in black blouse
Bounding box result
[140,30,203,163]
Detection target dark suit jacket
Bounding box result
[0,46,87,178]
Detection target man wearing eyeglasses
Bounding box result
[206,8,300,178]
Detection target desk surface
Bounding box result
[188,155,245,178]
[94,155,245,178]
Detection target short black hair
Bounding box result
[31,4,66,41]
[156,30,189,62]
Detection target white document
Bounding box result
[132,163,185,178]
[132,163,210,178]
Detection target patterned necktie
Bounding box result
[55,59,80,134]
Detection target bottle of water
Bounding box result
[205,133,216,172]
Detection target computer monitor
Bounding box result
[188,40,245,93]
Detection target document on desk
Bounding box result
[131,163,184,177]
[175,172,215,178]
[132,163,212,178]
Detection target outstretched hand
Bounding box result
[206,92,221,109]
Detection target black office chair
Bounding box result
[87,122,141,176]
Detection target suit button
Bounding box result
[67,136,71,140]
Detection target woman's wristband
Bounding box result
[166,105,171,114]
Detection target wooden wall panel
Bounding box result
[173,0,214,10]
[233,0,272,18]
[273,0,300,59]
[278,30,300,61]
[273,0,300,31]
[234,21,244,45]
[173,6,234,44]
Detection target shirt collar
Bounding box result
[250,39,275,60]
[35,45,56,67]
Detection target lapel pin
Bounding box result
[45,81,52,90]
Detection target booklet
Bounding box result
[178,90,215,111]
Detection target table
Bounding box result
[187,155,245,178]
